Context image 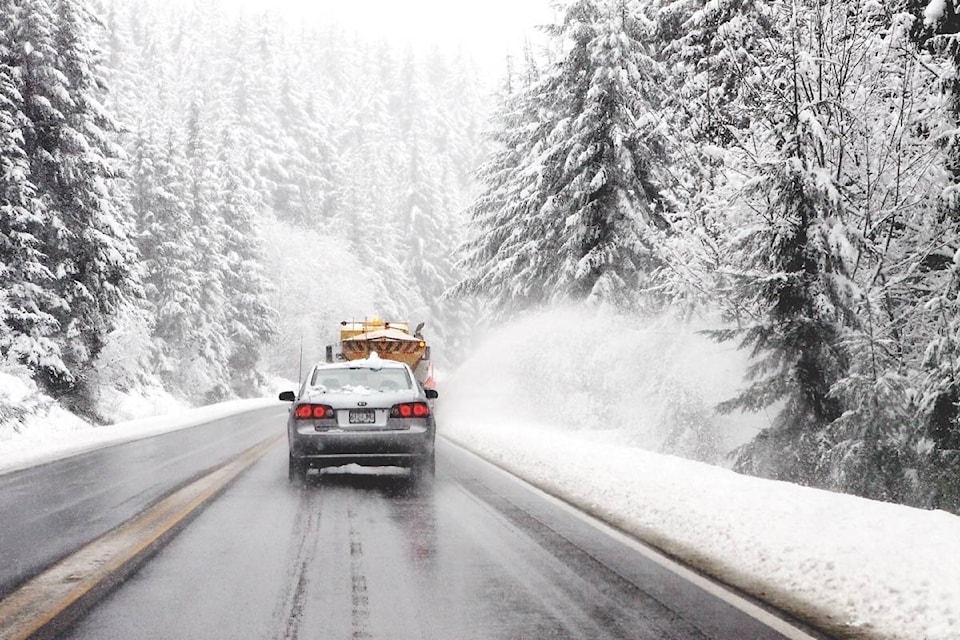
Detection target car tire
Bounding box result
[288,454,307,483]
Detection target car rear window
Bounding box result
[310,367,413,392]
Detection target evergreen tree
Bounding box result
[455,0,674,313]
[336,45,420,317]
[393,51,463,346]
[222,15,276,199]
[52,0,138,407]
[424,49,487,192]
[13,0,138,411]
[448,65,539,309]
[0,3,64,375]
[183,94,230,400]
[398,141,455,340]
[268,74,341,228]
[131,123,201,388]
[710,0,870,485]
[658,0,779,145]
[717,154,855,484]
[914,0,960,510]
[214,121,278,396]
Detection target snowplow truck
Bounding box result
[327,318,434,389]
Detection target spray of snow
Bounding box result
[441,306,766,463]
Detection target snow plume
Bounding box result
[441,306,766,463]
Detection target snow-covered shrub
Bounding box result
[91,304,155,393]
[0,358,89,452]
[0,362,47,439]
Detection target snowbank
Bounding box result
[438,308,959,640]
[0,369,92,462]
[0,372,279,476]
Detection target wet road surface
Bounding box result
[52,432,821,640]
[0,405,285,600]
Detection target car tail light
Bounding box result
[390,402,430,418]
[294,404,334,419]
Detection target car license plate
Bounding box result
[349,409,376,424]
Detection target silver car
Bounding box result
[279,355,438,482]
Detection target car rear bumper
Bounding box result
[289,426,434,468]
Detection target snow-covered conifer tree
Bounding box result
[214,122,278,396]
[12,0,138,411]
[456,0,674,313]
[131,123,202,389]
[336,46,421,318]
[183,95,230,400]
[912,0,960,510]
[711,0,911,486]
[392,51,463,348]
[659,0,778,145]
[0,4,64,376]
[268,74,341,228]
[398,142,457,341]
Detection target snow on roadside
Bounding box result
[0,397,281,476]
[0,370,90,464]
[438,308,960,640]
[439,418,959,640]
[0,367,282,476]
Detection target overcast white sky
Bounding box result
[239,0,556,72]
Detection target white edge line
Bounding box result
[442,436,822,640]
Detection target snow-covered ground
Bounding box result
[437,308,960,640]
[0,369,279,475]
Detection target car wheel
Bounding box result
[288,454,307,483]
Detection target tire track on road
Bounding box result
[348,506,372,640]
[272,488,321,640]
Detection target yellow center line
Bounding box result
[0,433,283,640]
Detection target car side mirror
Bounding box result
[279,391,296,402]
[425,389,438,399]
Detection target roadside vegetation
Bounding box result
[455,0,960,511]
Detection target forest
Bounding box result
[1,0,960,513]
[0,0,486,401]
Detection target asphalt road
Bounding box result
[0,405,284,600]
[0,407,825,640]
